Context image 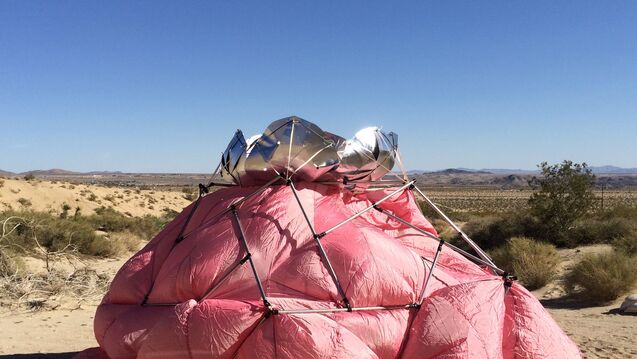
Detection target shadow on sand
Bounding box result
[0,353,78,359]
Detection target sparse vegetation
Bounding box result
[23,174,35,181]
[17,198,32,208]
[182,187,197,201]
[567,251,637,304]
[489,237,559,290]
[612,232,637,256]
[60,203,72,219]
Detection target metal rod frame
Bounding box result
[417,241,443,305]
[288,180,351,310]
[373,205,504,274]
[231,206,272,309]
[318,180,415,237]
[181,176,283,240]
[410,184,496,267]
[275,303,415,315]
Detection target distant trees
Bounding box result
[528,161,595,245]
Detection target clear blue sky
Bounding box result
[1,1,635,173]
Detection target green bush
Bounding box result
[0,207,173,258]
[489,237,559,290]
[567,251,637,304]
[612,232,637,256]
[463,213,539,249]
[567,217,634,247]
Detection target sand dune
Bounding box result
[0,178,192,217]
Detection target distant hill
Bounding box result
[590,166,637,174]
[0,169,15,177]
[21,169,80,176]
[411,166,637,175]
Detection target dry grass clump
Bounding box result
[612,231,637,256]
[0,250,25,277]
[566,251,637,304]
[88,232,142,257]
[0,268,109,310]
[489,237,559,290]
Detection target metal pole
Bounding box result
[418,241,443,305]
[288,180,351,310]
[411,184,496,267]
[275,303,414,315]
[182,176,283,240]
[373,206,503,274]
[231,206,272,309]
[318,180,415,237]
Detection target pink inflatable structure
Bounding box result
[79,117,581,358]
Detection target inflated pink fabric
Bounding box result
[82,183,581,358]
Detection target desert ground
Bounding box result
[0,177,635,358]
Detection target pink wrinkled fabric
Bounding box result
[77,183,580,358]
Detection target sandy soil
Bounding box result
[0,178,191,217]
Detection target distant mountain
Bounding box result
[21,169,80,176]
[590,166,637,174]
[0,169,15,177]
[409,166,637,175]
[480,168,538,174]
[408,168,492,175]
[435,168,492,175]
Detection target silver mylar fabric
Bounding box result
[335,127,398,182]
[219,129,248,185]
[218,117,398,185]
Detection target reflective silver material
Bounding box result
[219,130,249,185]
[336,127,398,182]
[218,117,399,186]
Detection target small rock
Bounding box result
[619,294,637,314]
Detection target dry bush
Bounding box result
[612,232,637,256]
[431,219,456,241]
[489,237,559,290]
[567,251,637,304]
[0,251,25,277]
[89,232,142,257]
[0,267,109,310]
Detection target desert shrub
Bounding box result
[463,213,539,249]
[489,237,559,290]
[0,251,25,276]
[109,232,142,252]
[87,236,127,257]
[567,251,637,304]
[31,216,98,253]
[0,179,4,188]
[23,174,35,181]
[430,219,456,242]
[87,193,98,202]
[60,203,72,219]
[162,207,179,219]
[567,217,634,247]
[528,161,595,239]
[17,198,32,207]
[87,207,169,240]
[612,232,637,256]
